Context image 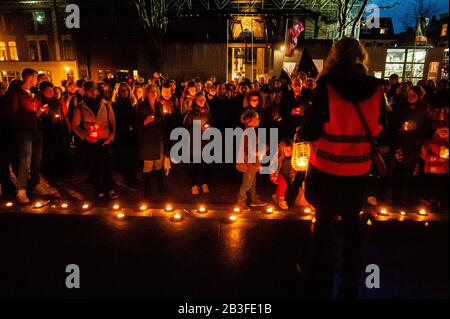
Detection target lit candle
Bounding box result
[419,209,427,216]
[198,206,207,213]
[5,202,13,207]
[366,219,372,226]
[112,204,120,210]
[380,208,388,215]
[61,202,69,209]
[233,207,240,213]
[140,204,148,211]
[165,204,173,212]
[116,212,125,219]
[265,206,273,214]
[304,207,311,214]
[228,215,237,222]
[171,213,182,221]
[311,217,316,223]
[82,203,90,210]
[34,201,43,208]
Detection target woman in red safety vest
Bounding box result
[302,37,387,299]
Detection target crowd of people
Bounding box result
[0,46,448,211]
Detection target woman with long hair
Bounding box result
[112,82,138,186]
[303,37,387,298]
[136,84,167,198]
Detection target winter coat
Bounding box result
[136,99,167,160]
[72,97,116,142]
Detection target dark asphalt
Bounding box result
[0,213,448,299]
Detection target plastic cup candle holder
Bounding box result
[165,205,174,212]
[198,206,207,214]
[171,213,183,222]
[418,209,427,216]
[60,202,69,209]
[115,212,125,219]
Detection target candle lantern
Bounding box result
[292,141,310,171]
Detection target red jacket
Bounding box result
[10,87,40,132]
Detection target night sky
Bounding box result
[379,0,449,33]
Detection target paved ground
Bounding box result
[0,164,448,300]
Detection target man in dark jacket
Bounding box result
[11,68,49,203]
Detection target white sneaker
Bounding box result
[33,184,48,196]
[17,190,30,204]
[191,185,200,195]
[278,200,289,210]
[201,184,210,194]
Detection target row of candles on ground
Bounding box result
[2,201,430,224]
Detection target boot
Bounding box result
[155,170,167,193]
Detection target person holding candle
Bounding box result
[72,81,117,200]
[180,81,197,115]
[386,85,433,204]
[111,82,138,187]
[270,139,303,210]
[11,68,50,204]
[136,84,168,198]
[38,81,71,183]
[183,92,211,196]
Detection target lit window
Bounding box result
[441,24,447,37]
[379,28,387,35]
[0,42,7,61]
[8,41,18,61]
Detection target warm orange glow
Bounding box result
[265,207,273,214]
[367,219,372,226]
[5,202,13,207]
[229,215,237,222]
[424,221,429,227]
[304,207,312,214]
[311,217,316,223]
[34,202,43,208]
[112,204,120,210]
[233,207,240,213]
[82,203,90,209]
[165,204,173,212]
[172,213,182,221]
[61,203,69,209]
[140,204,148,211]
[116,212,125,219]
[400,211,406,216]
[380,208,388,215]
[419,209,427,216]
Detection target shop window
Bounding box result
[8,41,18,61]
[0,42,7,61]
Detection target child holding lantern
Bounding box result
[270,139,304,210]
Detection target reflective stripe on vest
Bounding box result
[309,84,382,176]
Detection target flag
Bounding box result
[415,16,429,45]
[285,18,304,57]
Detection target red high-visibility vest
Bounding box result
[309,84,383,176]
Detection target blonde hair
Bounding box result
[112,82,137,106]
[144,84,161,99]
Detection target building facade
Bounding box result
[0,0,78,86]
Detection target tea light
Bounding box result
[112,204,120,211]
[400,211,406,216]
[82,203,90,210]
[311,217,316,223]
[115,212,125,219]
[139,204,148,211]
[418,209,427,216]
[265,206,274,214]
[233,207,240,213]
[228,215,237,222]
[380,208,388,215]
[304,207,312,214]
[165,204,173,212]
[34,201,43,208]
[366,219,372,226]
[198,206,207,213]
[5,202,13,207]
[171,213,183,222]
[60,202,69,209]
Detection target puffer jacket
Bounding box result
[72,97,116,141]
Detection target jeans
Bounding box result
[16,132,43,191]
[238,172,257,203]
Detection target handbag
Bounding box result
[351,101,387,177]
